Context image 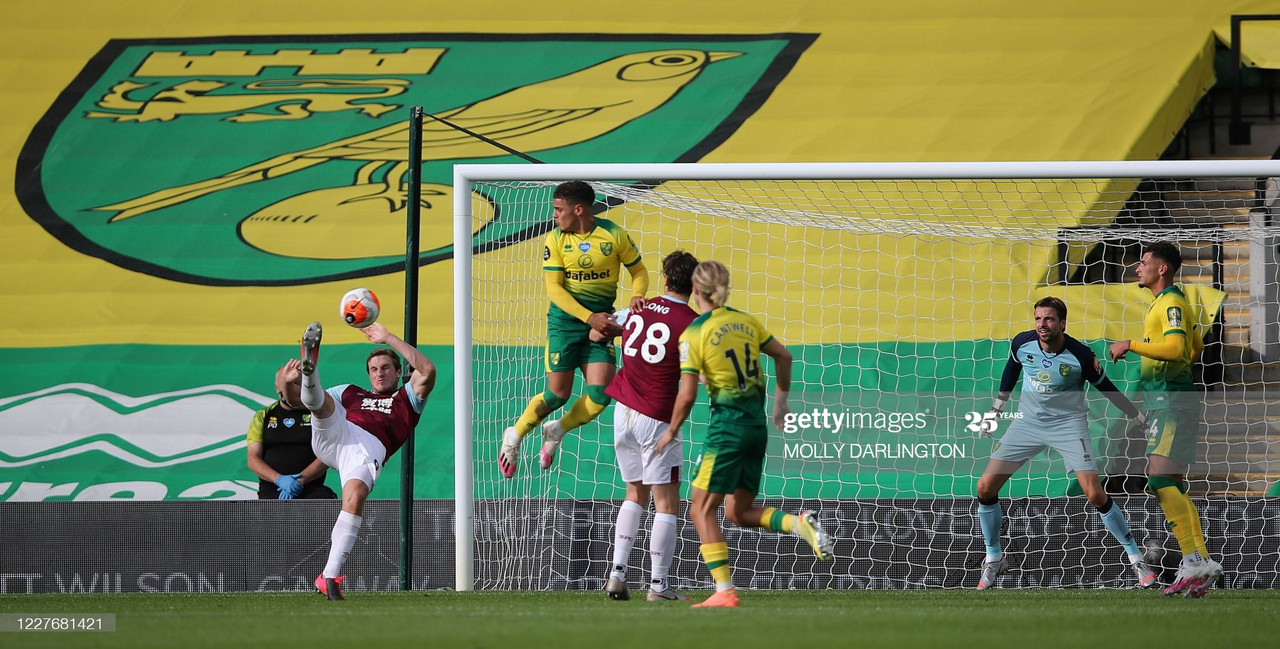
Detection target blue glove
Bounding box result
[274,473,303,499]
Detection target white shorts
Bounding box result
[613,402,682,485]
[990,418,1097,474]
[311,399,387,489]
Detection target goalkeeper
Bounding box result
[499,180,648,478]
[974,296,1157,590]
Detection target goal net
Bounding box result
[452,161,1280,591]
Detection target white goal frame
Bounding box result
[452,160,1280,591]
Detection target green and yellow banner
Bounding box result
[0,1,1254,500]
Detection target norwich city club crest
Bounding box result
[18,34,813,285]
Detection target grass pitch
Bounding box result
[1,589,1277,648]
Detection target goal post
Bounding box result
[453,161,1280,592]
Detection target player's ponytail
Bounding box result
[692,260,730,309]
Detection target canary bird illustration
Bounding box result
[96,49,742,223]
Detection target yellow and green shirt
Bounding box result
[1138,285,1198,395]
[679,306,774,427]
[542,217,643,323]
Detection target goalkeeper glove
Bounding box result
[978,395,1009,439]
[991,395,1008,415]
[274,473,303,499]
[1128,411,1151,435]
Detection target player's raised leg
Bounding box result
[501,370,571,478]
[299,322,334,418]
[541,359,616,470]
[713,434,833,561]
[296,322,348,600]
[730,497,834,561]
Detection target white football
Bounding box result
[340,288,380,328]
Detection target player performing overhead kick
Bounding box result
[288,320,436,600]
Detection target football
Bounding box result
[339,288,380,328]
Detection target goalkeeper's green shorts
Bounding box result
[692,422,767,495]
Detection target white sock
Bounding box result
[649,512,677,590]
[323,511,362,578]
[1128,552,1145,565]
[610,500,643,581]
[301,369,325,410]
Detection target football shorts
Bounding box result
[990,417,1097,474]
[545,316,615,372]
[613,401,681,485]
[691,420,768,495]
[310,399,387,489]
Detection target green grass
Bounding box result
[1,590,1277,648]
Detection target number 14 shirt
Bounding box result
[679,306,775,429]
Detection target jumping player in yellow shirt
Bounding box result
[499,180,648,478]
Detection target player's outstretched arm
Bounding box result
[976,354,1019,438]
[361,323,437,399]
[1127,333,1186,362]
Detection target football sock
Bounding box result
[301,369,325,411]
[699,542,734,591]
[650,512,677,589]
[1095,497,1142,557]
[1154,485,1200,557]
[323,511,362,578]
[759,507,795,534]
[559,386,610,433]
[1185,494,1210,558]
[514,393,553,438]
[610,500,643,581]
[977,498,1003,559]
